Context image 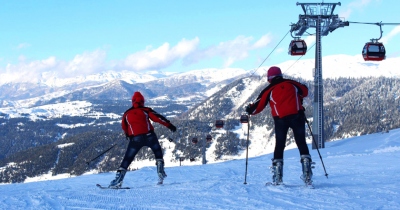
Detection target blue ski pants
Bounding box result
[273,113,310,160]
[119,132,163,169]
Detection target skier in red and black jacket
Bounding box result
[245,66,314,186]
[109,91,177,188]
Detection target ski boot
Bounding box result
[156,159,167,184]
[269,159,284,185]
[109,167,127,188]
[300,155,315,187]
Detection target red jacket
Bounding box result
[122,106,173,136]
[248,78,308,118]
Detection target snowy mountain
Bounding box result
[2,54,400,103]
[1,54,399,116]
[1,128,399,209]
[0,68,247,101]
[1,54,400,184]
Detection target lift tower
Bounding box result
[290,2,348,149]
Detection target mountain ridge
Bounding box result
[1,54,400,183]
[1,54,400,102]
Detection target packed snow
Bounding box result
[0,100,121,123]
[1,128,399,209]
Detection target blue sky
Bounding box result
[0,0,399,77]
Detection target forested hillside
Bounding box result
[1,76,399,183]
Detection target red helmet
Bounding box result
[267,66,282,82]
[132,91,145,108]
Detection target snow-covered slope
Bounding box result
[1,128,399,209]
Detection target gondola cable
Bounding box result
[347,21,400,26]
[248,30,291,79]
[283,42,316,74]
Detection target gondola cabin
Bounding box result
[240,115,249,124]
[289,39,307,56]
[215,120,224,128]
[206,134,212,142]
[362,42,386,61]
[192,137,198,144]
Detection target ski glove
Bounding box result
[168,124,177,132]
[245,104,253,115]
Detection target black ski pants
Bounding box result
[119,132,163,170]
[273,113,310,160]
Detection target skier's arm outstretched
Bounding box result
[246,84,274,115]
[147,108,177,132]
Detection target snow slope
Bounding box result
[1,128,399,209]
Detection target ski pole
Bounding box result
[304,117,329,178]
[86,144,117,166]
[244,115,251,184]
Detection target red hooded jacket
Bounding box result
[248,78,308,118]
[122,92,173,136]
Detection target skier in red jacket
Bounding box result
[245,66,313,186]
[109,91,177,188]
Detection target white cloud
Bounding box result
[1,56,60,83]
[16,43,31,50]
[339,9,352,20]
[172,38,199,57]
[0,50,108,83]
[0,33,276,81]
[304,36,316,48]
[348,0,374,8]
[339,0,377,19]
[184,34,272,68]
[253,34,272,49]
[275,48,285,54]
[64,50,107,75]
[123,37,199,71]
[211,35,253,67]
[5,56,58,74]
[380,25,400,45]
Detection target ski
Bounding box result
[157,176,163,185]
[266,182,315,189]
[157,178,164,185]
[305,182,315,189]
[265,182,285,187]
[96,184,130,189]
[300,176,315,189]
[300,180,315,189]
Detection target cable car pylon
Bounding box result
[290,2,348,149]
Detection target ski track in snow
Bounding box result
[1,129,400,209]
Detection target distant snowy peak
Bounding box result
[0,70,164,87]
[0,67,248,89]
[175,68,247,82]
[41,70,161,87]
[157,68,249,87]
[1,54,399,88]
